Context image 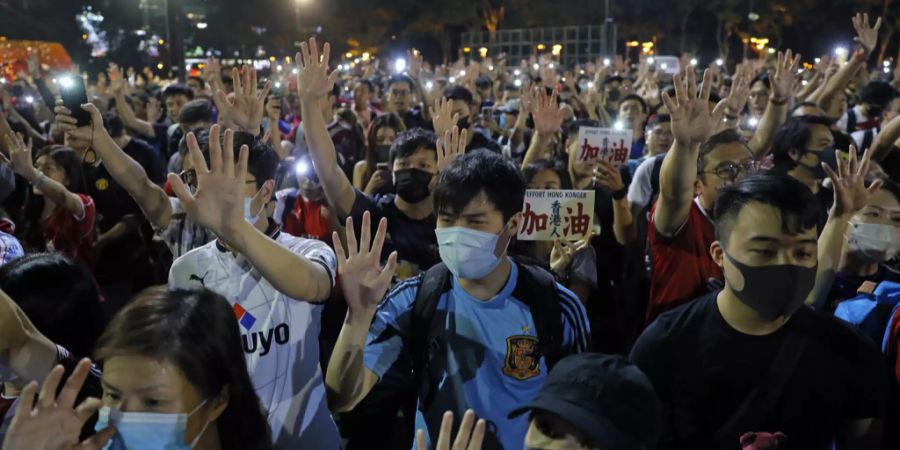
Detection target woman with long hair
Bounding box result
[4,134,95,269]
[0,286,274,450]
[352,113,406,197]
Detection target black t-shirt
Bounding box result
[467,131,502,154]
[348,190,439,277]
[400,107,432,131]
[630,291,887,449]
[123,137,165,185]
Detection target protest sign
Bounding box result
[518,190,595,241]
[576,126,632,167]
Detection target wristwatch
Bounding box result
[612,187,627,200]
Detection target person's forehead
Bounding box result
[809,124,833,141]
[457,191,502,216]
[866,188,900,210]
[706,141,751,165]
[531,168,562,184]
[389,82,412,92]
[620,98,642,108]
[729,201,817,241]
[751,81,769,91]
[102,354,190,394]
[376,127,396,137]
[398,147,437,162]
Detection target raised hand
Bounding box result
[823,146,883,218]
[2,132,35,178]
[417,410,485,450]
[408,50,424,79]
[146,97,163,123]
[437,126,468,172]
[332,212,398,315]
[723,64,751,115]
[2,359,116,450]
[214,66,271,135]
[661,67,727,147]
[531,88,565,135]
[519,82,536,115]
[430,96,460,137]
[550,238,591,278]
[592,159,625,192]
[295,37,340,101]
[53,101,105,143]
[771,49,802,103]
[167,125,249,237]
[203,57,222,85]
[852,13,882,55]
[107,64,126,95]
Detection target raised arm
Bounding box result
[54,102,174,230]
[818,14,881,115]
[110,78,155,138]
[0,288,57,386]
[748,50,801,158]
[868,111,900,161]
[295,37,356,218]
[169,126,333,302]
[213,66,270,137]
[521,88,564,169]
[654,68,727,237]
[3,133,84,217]
[809,147,883,309]
[326,212,398,412]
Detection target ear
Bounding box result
[787,148,803,162]
[205,384,231,423]
[260,179,276,204]
[710,240,725,268]
[693,177,703,197]
[506,212,523,237]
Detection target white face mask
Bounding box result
[95,400,211,450]
[847,223,900,263]
[243,197,263,224]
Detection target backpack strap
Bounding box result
[650,155,664,202]
[861,129,876,152]
[410,264,453,410]
[847,108,858,133]
[512,263,565,369]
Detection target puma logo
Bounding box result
[189,272,209,286]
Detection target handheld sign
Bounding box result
[518,190,596,241]
[576,126,632,168]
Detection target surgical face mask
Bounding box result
[797,147,835,179]
[436,225,509,280]
[394,169,433,204]
[723,251,817,321]
[374,144,392,163]
[95,400,210,450]
[243,197,263,224]
[498,114,508,130]
[847,223,900,263]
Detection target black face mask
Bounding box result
[724,251,817,321]
[796,147,836,179]
[607,89,622,102]
[394,169,433,203]
[375,144,392,163]
[456,117,471,130]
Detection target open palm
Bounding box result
[662,68,726,146]
[823,146,883,217]
[333,212,398,314]
[214,66,270,134]
[295,37,339,101]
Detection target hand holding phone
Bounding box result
[59,75,91,127]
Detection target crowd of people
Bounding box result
[0,10,899,450]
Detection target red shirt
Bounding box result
[282,196,333,242]
[44,194,96,269]
[647,198,723,323]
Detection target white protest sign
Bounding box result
[576,126,632,168]
[518,190,596,241]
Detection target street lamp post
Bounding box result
[165,0,186,81]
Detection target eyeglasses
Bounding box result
[699,159,759,181]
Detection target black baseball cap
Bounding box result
[508,353,661,450]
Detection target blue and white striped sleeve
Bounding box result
[557,283,591,353]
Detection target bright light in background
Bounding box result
[196,22,208,30]
[814,57,821,64]
[647,57,655,65]
[0,78,6,85]
[603,58,611,66]
[613,121,624,131]
[690,58,698,66]
[660,63,668,70]
[292,68,298,75]
[58,76,75,89]
[548,63,555,69]
[276,64,283,71]
[274,81,282,89]
[488,65,494,71]
[24,96,34,104]
[157,63,164,69]
[767,48,776,54]
[715,58,724,66]
[425,81,434,90]
[884,60,891,67]
[587,81,594,89]
[295,160,310,176]
[885,67,891,74]
[459,70,466,76]
[514,79,522,87]
[361,52,371,62]
[449,77,456,83]
[801,80,809,86]
[514,69,521,76]
[834,47,848,57]
[533,63,539,70]
[748,117,759,127]
[394,58,407,73]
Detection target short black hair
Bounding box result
[187,75,204,85]
[356,79,375,92]
[880,179,900,205]
[475,75,493,90]
[522,158,573,190]
[102,112,125,137]
[751,73,771,89]
[329,82,341,99]
[178,99,213,127]
[770,115,834,170]
[602,75,624,86]
[714,173,820,244]
[564,118,601,141]
[192,129,279,189]
[433,149,526,222]
[163,83,194,100]
[790,101,825,116]
[698,129,745,174]
[390,128,437,163]
[646,113,671,129]
[0,253,104,358]
[619,94,648,114]
[387,74,415,91]
[859,80,896,107]
[443,85,474,105]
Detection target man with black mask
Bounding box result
[631,172,887,449]
[298,38,442,278]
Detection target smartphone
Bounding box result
[481,106,494,117]
[376,162,390,171]
[59,75,91,127]
[272,80,286,98]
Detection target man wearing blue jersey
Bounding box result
[325,137,591,449]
